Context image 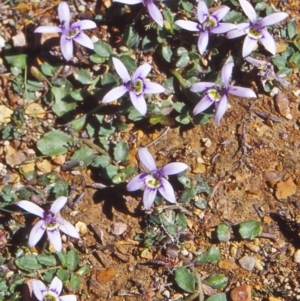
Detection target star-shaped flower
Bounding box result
[175,1,236,54]
[34,2,96,61]
[32,276,76,301]
[102,57,165,115]
[113,0,164,27]
[190,62,256,125]
[16,196,79,252]
[226,0,288,57]
[127,148,188,210]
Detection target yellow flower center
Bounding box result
[203,16,217,31]
[207,88,221,102]
[145,175,161,188]
[133,79,144,94]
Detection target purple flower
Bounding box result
[190,62,256,125]
[113,0,163,27]
[34,2,96,61]
[102,57,165,115]
[175,1,236,55]
[127,148,188,210]
[226,0,288,57]
[32,276,76,301]
[16,196,79,252]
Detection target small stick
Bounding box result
[142,126,170,148]
[259,232,278,241]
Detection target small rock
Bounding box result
[274,92,290,117]
[201,137,212,148]
[230,284,252,301]
[239,256,255,271]
[0,105,13,125]
[192,162,206,173]
[218,259,238,270]
[12,31,26,47]
[269,297,283,301]
[254,258,264,270]
[20,163,35,174]
[52,155,66,166]
[293,249,300,263]
[75,221,88,235]
[36,160,52,173]
[25,103,46,119]
[275,177,297,200]
[6,151,27,167]
[111,222,127,236]
[245,243,260,253]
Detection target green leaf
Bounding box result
[289,52,300,67]
[120,55,137,72]
[50,180,69,198]
[122,25,139,48]
[113,140,129,161]
[179,188,196,203]
[41,62,58,77]
[43,269,57,283]
[56,268,70,281]
[239,220,262,239]
[194,198,207,209]
[37,130,72,156]
[206,246,221,264]
[92,155,111,168]
[217,224,231,242]
[101,165,118,180]
[89,54,107,64]
[70,147,95,168]
[70,274,81,290]
[76,264,90,276]
[37,254,57,266]
[177,47,188,56]
[222,11,242,23]
[93,41,113,57]
[162,46,173,63]
[5,54,27,69]
[74,69,93,85]
[272,56,286,69]
[287,21,297,39]
[175,267,195,293]
[176,54,189,68]
[204,274,228,289]
[66,249,79,271]
[18,254,42,270]
[206,293,228,301]
[102,72,119,87]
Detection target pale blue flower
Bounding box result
[190,62,256,125]
[175,1,236,54]
[102,57,165,115]
[127,148,188,209]
[17,196,79,252]
[226,0,288,57]
[34,2,96,61]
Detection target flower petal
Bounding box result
[17,201,45,218]
[73,32,94,49]
[132,63,151,81]
[72,20,97,30]
[47,228,62,252]
[259,12,288,27]
[160,162,188,176]
[127,173,146,191]
[260,29,276,55]
[214,95,228,125]
[146,1,164,27]
[60,295,77,301]
[210,23,237,34]
[50,196,68,214]
[158,178,176,203]
[60,35,73,61]
[197,1,209,23]
[113,0,143,4]
[29,220,46,248]
[198,31,209,55]
[143,82,165,94]
[226,23,249,38]
[239,0,257,23]
[143,187,157,210]
[49,277,62,297]
[56,218,80,239]
[138,148,157,171]
[31,279,47,301]
[221,62,233,87]
[129,91,147,115]
[211,6,230,21]
[175,20,199,31]
[193,95,214,115]
[58,2,71,28]
[112,57,131,83]
[102,85,128,103]
[190,82,215,93]
[229,86,256,98]
[242,35,258,57]
[34,26,62,34]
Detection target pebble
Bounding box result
[75,221,88,234]
[274,92,290,117]
[239,256,255,271]
[293,249,300,263]
[275,177,297,199]
[245,243,260,253]
[218,259,238,270]
[269,297,283,301]
[111,222,127,236]
[230,284,252,301]
[12,31,26,47]
[201,137,212,148]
